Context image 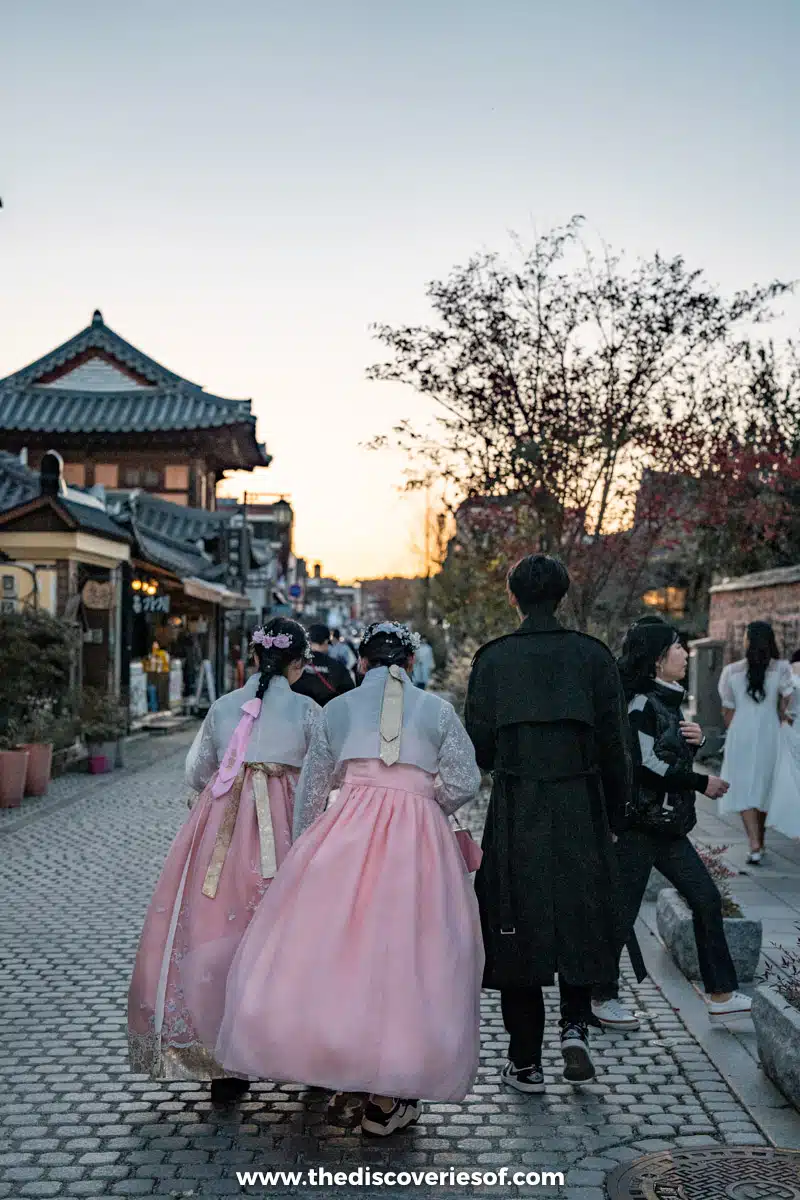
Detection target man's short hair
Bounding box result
[308,623,330,644]
[507,554,570,614]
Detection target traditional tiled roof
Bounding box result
[0,452,39,513]
[0,311,270,465]
[0,388,258,435]
[59,498,131,543]
[106,490,227,543]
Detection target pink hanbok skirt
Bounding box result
[127,765,298,1080]
[216,760,484,1101]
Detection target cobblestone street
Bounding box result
[0,730,791,1200]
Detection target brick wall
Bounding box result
[708,582,800,661]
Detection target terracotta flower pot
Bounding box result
[0,749,30,808]
[19,742,53,797]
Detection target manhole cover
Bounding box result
[606,1147,800,1199]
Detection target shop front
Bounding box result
[125,563,249,721]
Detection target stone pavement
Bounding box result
[0,733,794,1200]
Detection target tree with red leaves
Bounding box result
[369,218,793,642]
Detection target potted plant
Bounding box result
[17,707,59,797]
[80,689,128,775]
[754,942,800,1109]
[0,721,29,808]
[656,843,762,983]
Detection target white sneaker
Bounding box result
[361,1098,421,1137]
[707,991,753,1023]
[591,998,641,1030]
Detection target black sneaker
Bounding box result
[500,1062,545,1094]
[327,1091,364,1127]
[210,1077,250,1105]
[361,1098,422,1137]
[559,1021,595,1084]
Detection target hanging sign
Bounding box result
[81,580,113,610]
[133,593,171,615]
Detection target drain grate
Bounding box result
[605,1147,800,1199]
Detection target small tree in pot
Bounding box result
[79,689,128,775]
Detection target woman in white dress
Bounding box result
[767,651,800,839]
[718,622,794,864]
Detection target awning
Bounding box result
[183,577,250,609]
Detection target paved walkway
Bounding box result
[0,734,798,1199]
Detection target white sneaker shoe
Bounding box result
[591,998,641,1030]
[707,991,753,1023]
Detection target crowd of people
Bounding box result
[126,555,789,1136]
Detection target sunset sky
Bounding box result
[2,0,799,581]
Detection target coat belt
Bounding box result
[201,763,286,899]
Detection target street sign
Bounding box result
[289,584,303,598]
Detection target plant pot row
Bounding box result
[0,736,126,806]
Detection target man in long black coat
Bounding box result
[465,554,632,1093]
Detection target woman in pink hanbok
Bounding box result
[217,622,484,1136]
[127,618,319,1104]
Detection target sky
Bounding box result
[2,0,799,581]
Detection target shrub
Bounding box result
[0,610,75,740]
[695,843,743,918]
[79,688,128,744]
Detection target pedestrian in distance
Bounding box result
[465,554,632,1094]
[329,627,358,676]
[217,621,484,1136]
[127,618,320,1105]
[766,649,800,839]
[591,619,752,1030]
[718,621,794,864]
[412,636,435,689]
[292,623,356,706]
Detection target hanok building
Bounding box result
[0,311,276,713]
[0,309,269,508]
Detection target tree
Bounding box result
[369,217,793,639]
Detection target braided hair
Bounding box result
[251,617,310,700]
[359,622,419,671]
[745,620,779,703]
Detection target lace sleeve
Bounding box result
[434,702,481,816]
[185,709,219,793]
[292,713,336,841]
[302,699,322,751]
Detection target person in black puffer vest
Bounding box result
[591,619,753,1031]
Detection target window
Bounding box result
[123,467,141,487]
[94,464,119,488]
[164,464,189,490]
[63,462,86,487]
[642,587,687,619]
[144,469,161,488]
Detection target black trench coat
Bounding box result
[465,610,633,989]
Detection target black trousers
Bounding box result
[594,829,739,1001]
[501,979,592,1068]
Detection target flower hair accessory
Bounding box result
[252,629,293,651]
[360,621,421,654]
